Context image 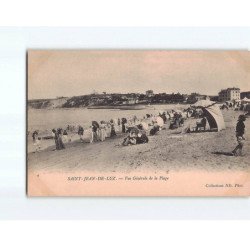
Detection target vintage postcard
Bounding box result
[27,50,250,196]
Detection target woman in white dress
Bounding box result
[89,126,94,143]
[99,121,107,142]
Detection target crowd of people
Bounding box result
[30,107,247,157]
[31,109,191,152]
[220,100,249,112]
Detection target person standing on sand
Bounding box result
[52,129,65,150]
[99,121,107,142]
[232,115,246,156]
[110,122,117,137]
[57,128,65,150]
[63,129,69,142]
[52,129,60,150]
[32,130,41,152]
[117,118,121,132]
[121,118,127,133]
[32,130,38,143]
[89,126,94,143]
[90,121,100,143]
[78,125,84,142]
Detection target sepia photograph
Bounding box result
[27,50,250,196]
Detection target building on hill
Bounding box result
[218,87,240,102]
[187,93,210,104]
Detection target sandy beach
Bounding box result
[28,110,250,174]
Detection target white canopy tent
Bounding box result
[192,100,226,131]
[241,97,250,103]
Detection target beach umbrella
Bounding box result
[242,97,250,103]
[192,100,225,131]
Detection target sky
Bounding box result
[28,50,250,100]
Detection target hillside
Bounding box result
[28,97,69,109]
[28,92,209,109]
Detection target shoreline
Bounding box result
[27,102,190,110]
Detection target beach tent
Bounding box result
[242,97,250,103]
[192,100,226,131]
